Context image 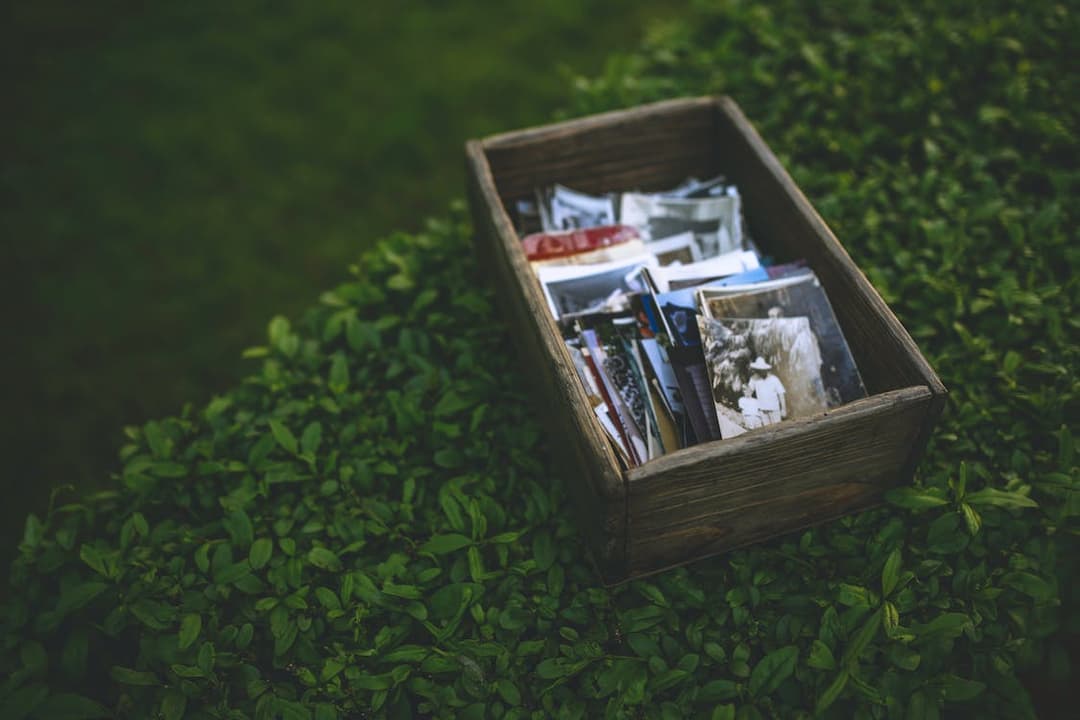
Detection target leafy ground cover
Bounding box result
[2,0,1078,718]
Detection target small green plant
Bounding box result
[2,0,1077,717]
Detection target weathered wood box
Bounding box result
[465,96,945,585]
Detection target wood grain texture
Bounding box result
[625,387,931,576]
[466,96,946,584]
[624,481,886,579]
[484,98,719,201]
[465,141,628,580]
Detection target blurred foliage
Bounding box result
[0,0,680,559]
[2,0,1079,718]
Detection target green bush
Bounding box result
[2,1,1077,718]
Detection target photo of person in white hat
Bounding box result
[747,356,786,425]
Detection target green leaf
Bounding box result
[178,613,202,650]
[887,644,921,671]
[938,674,986,701]
[698,679,740,702]
[160,689,186,720]
[815,669,849,715]
[434,389,471,417]
[807,639,835,670]
[419,533,473,555]
[21,513,43,550]
[837,583,873,608]
[109,666,159,686]
[950,462,969,499]
[467,545,485,581]
[329,352,350,394]
[885,487,949,509]
[711,705,735,720]
[883,601,900,638]
[300,421,323,455]
[78,544,113,579]
[249,537,273,569]
[34,693,112,720]
[881,548,902,597]
[223,509,254,548]
[1059,425,1074,469]
[965,487,1038,509]
[315,586,342,610]
[926,512,968,554]
[532,530,556,571]
[841,607,882,668]
[1001,571,1055,601]
[352,672,394,690]
[214,562,252,585]
[308,547,342,571]
[321,658,346,682]
[197,641,216,674]
[433,447,462,468]
[912,613,972,645]
[960,502,982,535]
[269,419,298,455]
[748,645,797,697]
[496,678,522,705]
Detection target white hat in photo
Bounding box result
[749,356,772,371]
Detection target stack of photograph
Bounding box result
[513,177,867,467]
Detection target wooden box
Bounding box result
[465,96,946,584]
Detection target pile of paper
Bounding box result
[513,178,867,466]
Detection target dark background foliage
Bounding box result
[2,0,1078,718]
[0,0,680,559]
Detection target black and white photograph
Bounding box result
[646,231,701,266]
[698,273,867,406]
[660,174,733,199]
[652,249,760,290]
[536,254,660,320]
[539,183,617,231]
[620,191,743,257]
[696,315,829,439]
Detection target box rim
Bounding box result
[625,384,932,484]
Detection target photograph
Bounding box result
[652,249,760,290]
[668,344,721,443]
[522,224,641,262]
[513,197,543,236]
[581,328,648,466]
[698,273,866,406]
[696,315,829,439]
[660,174,732,199]
[619,191,743,257]
[536,254,660,320]
[539,183,617,231]
[646,230,701,266]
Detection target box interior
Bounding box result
[481,100,933,412]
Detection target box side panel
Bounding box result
[484,98,721,202]
[714,98,946,400]
[465,143,628,581]
[624,387,931,577]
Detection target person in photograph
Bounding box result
[737,383,763,429]
[748,356,786,425]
